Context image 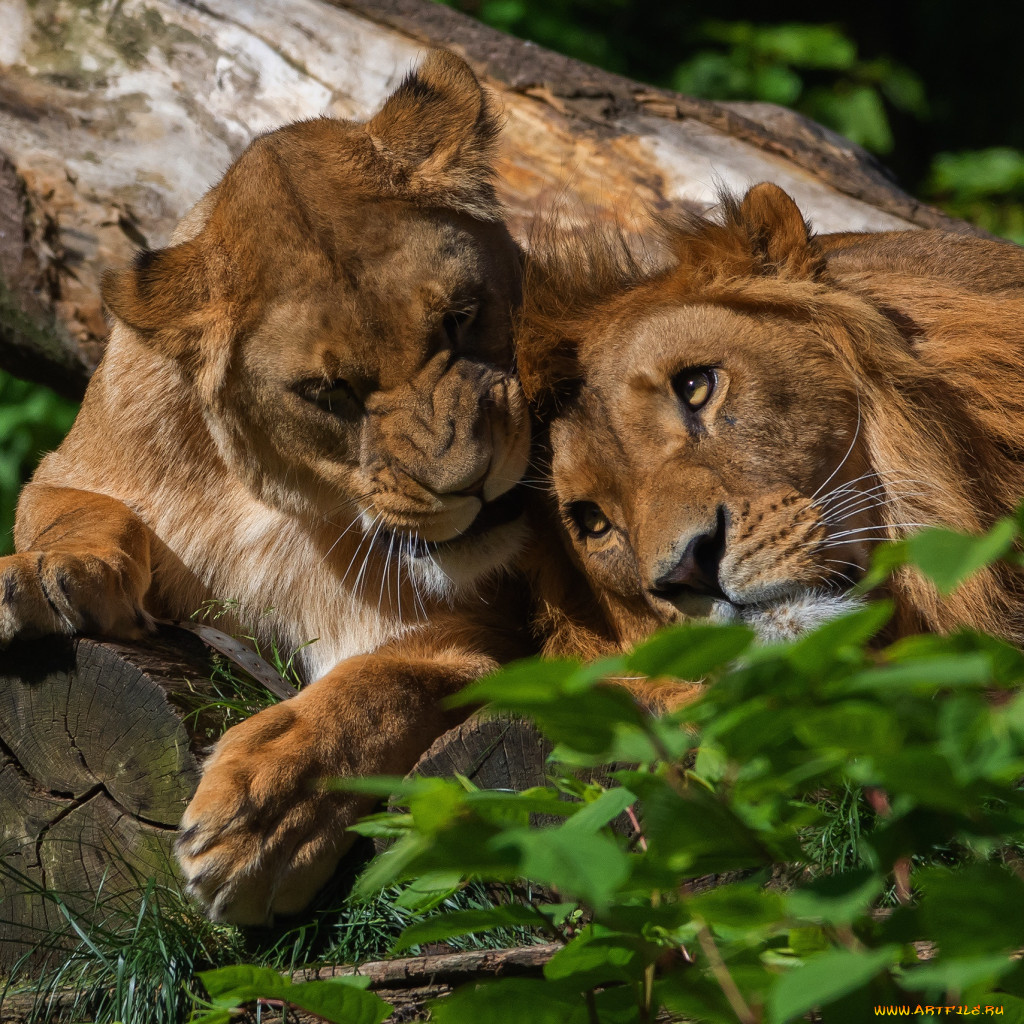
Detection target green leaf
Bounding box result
[428,978,586,1024]
[786,602,892,675]
[904,519,1017,595]
[688,881,786,933]
[544,927,657,989]
[560,787,636,836]
[917,864,1024,956]
[197,965,390,1024]
[392,870,463,912]
[793,704,902,757]
[492,826,631,909]
[450,659,585,707]
[627,623,754,680]
[767,946,897,1024]
[394,904,549,951]
[353,833,432,898]
[843,653,993,693]
[787,869,884,926]
[899,953,1015,991]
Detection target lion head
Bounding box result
[518,184,1024,649]
[99,51,529,607]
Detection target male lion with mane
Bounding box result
[0,52,532,924]
[517,183,1024,653]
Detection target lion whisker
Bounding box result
[379,529,396,617]
[821,490,936,525]
[825,522,930,542]
[338,511,381,591]
[810,391,862,502]
[354,516,387,602]
[318,512,367,567]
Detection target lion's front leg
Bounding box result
[175,649,493,925]
[1,484,156,644]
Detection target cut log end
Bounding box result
[0,629,213,971]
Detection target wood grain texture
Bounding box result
[0,629,213,971]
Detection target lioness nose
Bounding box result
[653,506,727,597]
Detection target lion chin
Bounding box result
[670,591,865,644]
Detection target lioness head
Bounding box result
[519,184,1024,647]
[102,51,528,598]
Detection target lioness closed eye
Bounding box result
[2,51,532,924]
[518,183,1024,653]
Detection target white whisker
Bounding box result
[811,391,862,502]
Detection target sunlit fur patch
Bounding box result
[408,518,530,601]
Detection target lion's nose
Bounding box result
[653,506,728,597]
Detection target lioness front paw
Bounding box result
[0,551,153,645]
[176,700,360,926]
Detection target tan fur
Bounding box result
[2,51,534,924]
[518,183,1024,652]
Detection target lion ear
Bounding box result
[101,239,223,360]
[733,182,821,278]
[366,49,501,220]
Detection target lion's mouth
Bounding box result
[407,484,528,557]
[652,581,865,642]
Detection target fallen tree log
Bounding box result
[0,0,974,396]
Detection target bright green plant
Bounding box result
[924,147,1024,244]
[671,21,926,156]
[192,514,1024,1022]
[0,369,78,554]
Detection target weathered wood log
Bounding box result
[0,0,975,395]
[0,628,215,972]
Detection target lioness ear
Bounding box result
[101,239,222,359]
[367,49,501,220]
[734,182,820,278]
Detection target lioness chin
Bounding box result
[518,183,1024,654]
[1,51,533,925]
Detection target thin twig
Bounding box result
[696,925,758,1024]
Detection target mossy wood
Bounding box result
[0,0,974,396]
[0,629,215,972]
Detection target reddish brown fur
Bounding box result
[518,183,1024,651]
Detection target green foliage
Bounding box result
[0,368,78,554]
[191,965,390,1024]
[671,21,926,155]
[924,147,1024,244]
[224,513,1024,1022]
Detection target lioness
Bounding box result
[517,183,1024,652]
[1,52,532,924]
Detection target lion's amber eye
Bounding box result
[570,501,612,538]
[674,368,716,411]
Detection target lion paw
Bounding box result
[0,551,153,645]
[175,701,359,925]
